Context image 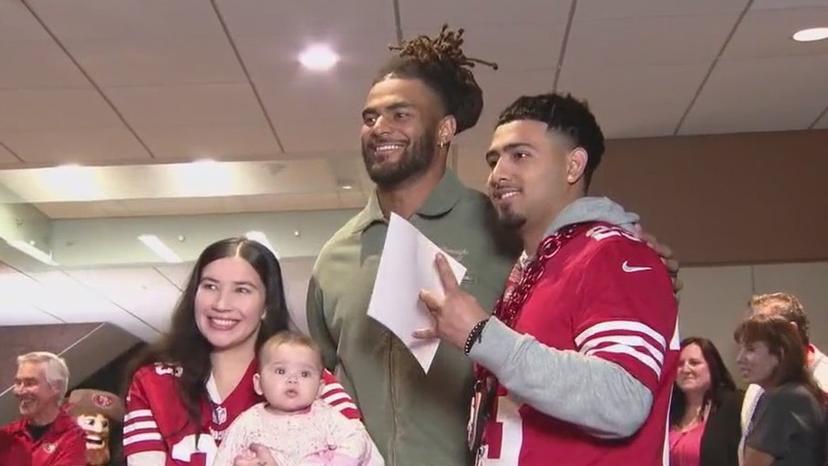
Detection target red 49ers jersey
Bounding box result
[124,360,360,465]
[478,223,679,466]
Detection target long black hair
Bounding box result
[669,337,736,426]
[127,237,289,426]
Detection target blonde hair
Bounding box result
[17,351,70,397]
[258,331,323,370]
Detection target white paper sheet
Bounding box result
[366,213,467,373]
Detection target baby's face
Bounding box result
[256,343,323,413]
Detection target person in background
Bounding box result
[669,337,741,466]
[1,351,85,466]
[735,313,825,466]
[123,237,365,466]
[740,292,828,460]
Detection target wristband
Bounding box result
[464,318,489,355]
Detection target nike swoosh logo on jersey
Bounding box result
[622,261,652,273]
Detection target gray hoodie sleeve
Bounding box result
[469,318,652,439]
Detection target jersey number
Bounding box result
[478,395,522,465]
[171,434,217,466]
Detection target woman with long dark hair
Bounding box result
[669,337,742,466]
[122,238,363,465]
[736,313,825,466]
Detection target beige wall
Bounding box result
[592,129,828,265]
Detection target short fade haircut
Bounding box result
[496,93,605,189]
[258,331,323,372]
[17,351,70,397]
[750,292,810,345]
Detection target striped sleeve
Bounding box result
[321,370,361,420]
[574,237,679,392]
[123,369,166,457]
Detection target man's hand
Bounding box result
[414,253,489,349]
[637,229,682,295]
[233,443,280,466]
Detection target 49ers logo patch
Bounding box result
[93,393,115,409]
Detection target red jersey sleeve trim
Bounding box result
[321,370,362,420]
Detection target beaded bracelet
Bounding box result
[464,318,490,355]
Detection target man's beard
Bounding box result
[362,126,437,187]
[495,208,527,230]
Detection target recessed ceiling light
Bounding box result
[792,27,828,42]
[341,184,353,190]
[298,44,339,71]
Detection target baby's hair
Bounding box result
[258,330,323,371]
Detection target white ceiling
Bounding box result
[0,0,827,341]
[0,0,824,171]
[0,257,316,341]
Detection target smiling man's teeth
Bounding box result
[375,143,405,152]
[496,190,519,200]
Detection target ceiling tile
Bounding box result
[135,123,280,160]
[0,143,21,165]
[15,269,160,340]
[575,0,747,21]
[66,267,182,332]
[0,127,151,164]
[233,32,392,82]
[107,84,266,127]
[28,0,224,40]
[752,0,828,10]
[0,89,123,132]
[398,0,571,29]
[0,0,50,42]
[0,41,89,90]
[153,264,192,290]
[65,37,246,87]
[0,265,64,324]
[216,0,394,38]
[558,63,710,137]
[679,55,828,135]
[256,74,368,153]
[723,7,828,60]
[565,14,737,68]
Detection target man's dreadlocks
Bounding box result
[375,25,497,134]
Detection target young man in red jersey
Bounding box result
[418,93,680,465]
